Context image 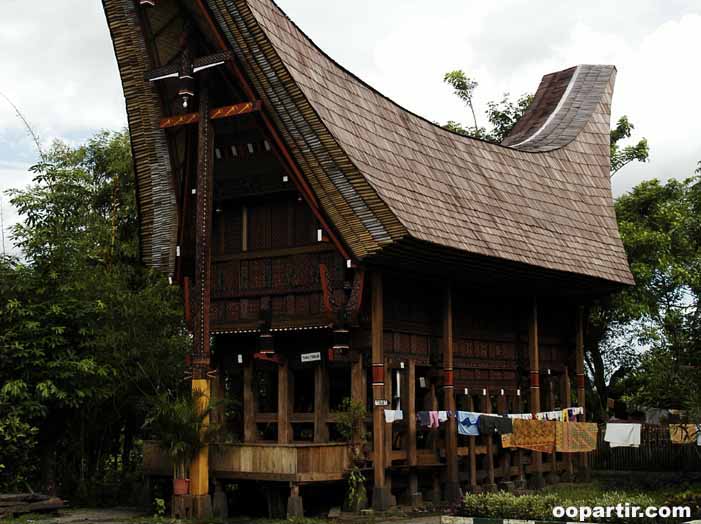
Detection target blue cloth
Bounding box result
[457,411,481,436]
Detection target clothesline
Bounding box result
[382,406,584,425]
[383,409,701,452]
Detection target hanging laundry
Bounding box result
[478,414,513,435]
[604,423,641,448]
[511,419,556,453]
[438,411,449,423]
[562,409,569,422]
[456,411,480,436]
[567,407,584,419]
[417,411,430,427]
[697,424,701,446]
[536,410,563,421]
[669,424,698,444]
[429,411,440,428]
[555,422,598,453]
[384,409,403,423]
[501,433,514,448]
[508,413,533,420]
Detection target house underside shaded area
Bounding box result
[102,0,633,518]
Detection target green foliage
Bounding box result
[584,173,701,414]
[611,116,650,175]
[344,466,367,513]
[334,398,368,512]
[442,70,533,143]
[0,130,188,495]
[335,398,367,444]
[143,390,221,479]
[456,486,669,524]
[153,497,166,517]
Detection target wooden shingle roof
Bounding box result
[102,0,634,287]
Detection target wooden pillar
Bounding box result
[314,362,329,442]
[406,359,421,505]
[429,382,440,504]
[371,272,390,510]
[188,86,214,518]
[278,361,290,444]
[576,306,590,479]
[546,373,559,483]
[497,392,512,488]
[243,361,256,443]
[513,393,526,488]
[190,379,210,496]
[467,395,478,491]
[384,358,393,495]
[528,297,545,488]
[351,352,366,443]
[483,390,496,490]
[443,287,460,501]
[562,367,575,481]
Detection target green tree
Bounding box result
[442,69,533,142]
[586,172,701,416]
[0,131,188,496]
[610,116,650,176]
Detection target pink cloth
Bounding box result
[429,411,440,428]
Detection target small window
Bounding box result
[329,367,351,412]
[254,365,278,413]
[293,368,315,413]
[257,423,277,442]
[292,423,314,442]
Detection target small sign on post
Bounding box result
[374,399,389,407]
[301,352,321,363]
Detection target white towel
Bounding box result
[604,423,641,448]
[384,409,403,423]
[508,413,533,420]
[536,410,562,421]
[438,411,448,422]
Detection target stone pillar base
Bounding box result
[372,486,392,512]
[287,495,304,518]
[513,479,528,490]
[444,481,462,502]
[560,471,575,483]
[192,494,212,519]
[546,472,560,484]
[528,474,546,490]
[212,487,228,518]
[498,481,515,492]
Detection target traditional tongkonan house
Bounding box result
[102,0,633,518]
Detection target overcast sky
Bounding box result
[2,0,700,253]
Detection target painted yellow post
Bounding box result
[190,378,210,496]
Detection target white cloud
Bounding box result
[0,0,699,245]
[278,0,701,194]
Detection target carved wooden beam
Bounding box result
[160,100,262,129]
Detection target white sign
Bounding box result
[374,399,389,407]
[301,352,321,363]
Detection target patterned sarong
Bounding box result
[511,419,555,453]
[555,422,598,452]
[669,424,698,444]
[501,434,513,448]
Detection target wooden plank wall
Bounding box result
[592,424,701,472]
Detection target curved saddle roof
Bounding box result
[102,0,633,287]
